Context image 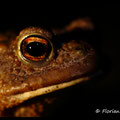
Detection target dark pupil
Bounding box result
[26,42,46,57]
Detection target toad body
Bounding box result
[0,18,96,117]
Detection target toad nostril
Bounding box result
[0,44,7,54]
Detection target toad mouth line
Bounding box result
[1,76,89,110]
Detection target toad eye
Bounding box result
[17,33,54,67]
[21,36,51,61]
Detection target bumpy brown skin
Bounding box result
[0,19,96,117]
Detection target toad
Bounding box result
[0,18,96,117]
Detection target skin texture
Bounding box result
[0,18,96,117]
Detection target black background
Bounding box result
[0,3,120,117]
